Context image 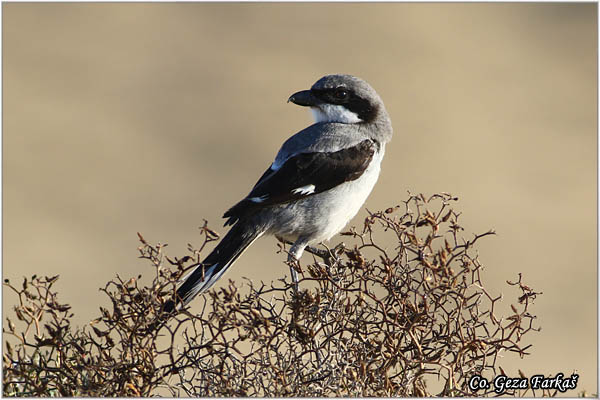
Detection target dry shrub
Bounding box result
[3,193,548,396]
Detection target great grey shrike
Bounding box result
[162,74,393,314]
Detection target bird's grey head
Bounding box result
[288,74,390,129]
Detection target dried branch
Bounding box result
[3,193,548,397]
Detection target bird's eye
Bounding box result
[334,88,349,100]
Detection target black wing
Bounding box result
[223,139,378,226]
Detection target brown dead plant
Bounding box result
[3,193,548,396]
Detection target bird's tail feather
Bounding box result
[160,222,263,315]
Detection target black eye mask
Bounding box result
[311,88,378,122]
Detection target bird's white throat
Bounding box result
[311,104,362,124]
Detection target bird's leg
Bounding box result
[289,241,346,270]
[315,242,346,269]
[280,239,333,263]
[287,242,307,293]
[287,253,300,293]
[305,245,330,260]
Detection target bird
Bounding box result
[162,74,393,314]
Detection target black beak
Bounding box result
[288,90,318,106]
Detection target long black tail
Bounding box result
[161,221,263,315]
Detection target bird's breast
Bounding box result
[268,147,385,244]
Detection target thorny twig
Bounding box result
[3,193,549,397]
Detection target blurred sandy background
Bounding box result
[3,2,597,395]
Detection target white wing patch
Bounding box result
[311,104,362,124]
[291,184,316,196]
[249,195,269,203]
